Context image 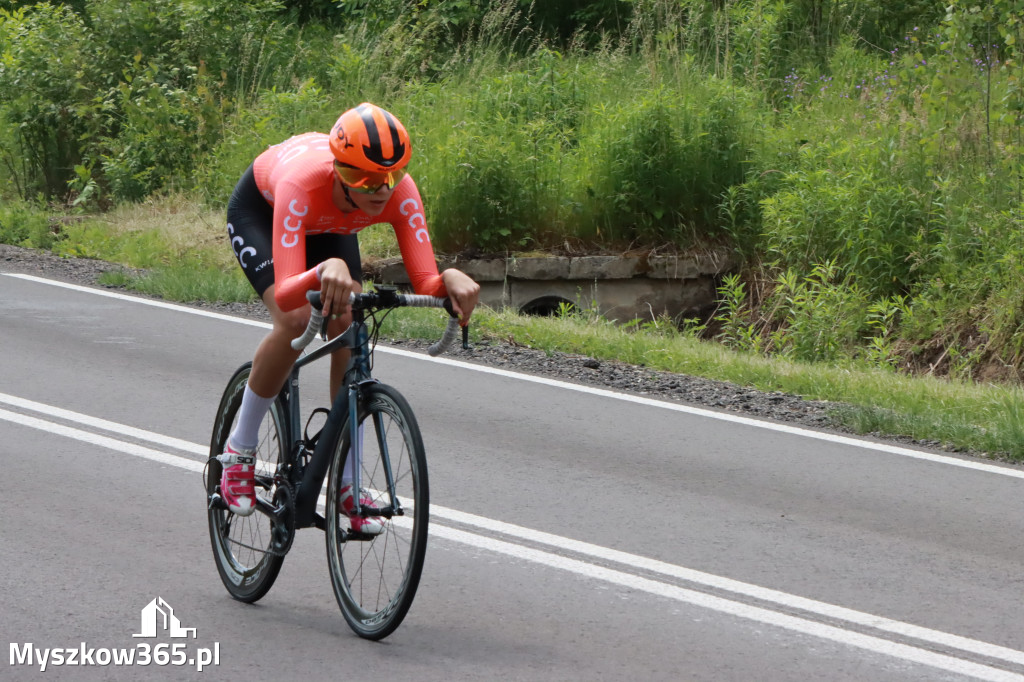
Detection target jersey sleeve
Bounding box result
[385,177,447,297]
[271,182,321,311]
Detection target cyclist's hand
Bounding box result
[318,258,359,318]
[441,268,480,326]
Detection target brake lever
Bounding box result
[439,298,471,350]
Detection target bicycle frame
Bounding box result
[219,286,456,531]
[284,307,377,530]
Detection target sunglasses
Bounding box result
[334,162,406,194]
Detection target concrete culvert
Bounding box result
[519,295,577,317]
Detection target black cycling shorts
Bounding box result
[226,164,362,299]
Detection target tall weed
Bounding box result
[414,46,578,252]
[758,143,934,299]
[575,75,756,248]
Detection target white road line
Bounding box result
[0,391,206,455]
[2,274,271,328]
[6,272,1024,481]
[440,505,1024,668]
[2,400,1023,680]
[0,407,205,473]
[433,524,1024,682]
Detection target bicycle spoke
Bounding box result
[325,383,428,639]
[207,363,287,602]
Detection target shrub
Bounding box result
[758,139,934,299]
[412,50,581,253]
[576,79,755,248]
[762,262,874,363]
[96,62,223,201]
[0,200,59,249]
[0,4,96,198]
[194,80,336,207]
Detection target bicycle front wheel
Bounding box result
[325,382,429,640]
[206,363,288,603]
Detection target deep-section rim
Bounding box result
[206,363,288,603]
[325,382,429,639]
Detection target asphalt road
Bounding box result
[3,272,1024,681]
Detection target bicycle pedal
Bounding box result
[207,491,228,511]
[342,530,381,542]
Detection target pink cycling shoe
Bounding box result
[217,443,257,516]
[339,485,385,535]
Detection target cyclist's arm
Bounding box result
[271,182,321,312]
[385,178,446,298]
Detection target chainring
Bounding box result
[269,477,297,557]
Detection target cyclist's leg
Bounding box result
[225,161,278,410]
[237,283,354,436]
[247,285,354,398]
[247,286,313,397]
[225,168,357,435]
[310,233,363,402]
[219,165,277,513]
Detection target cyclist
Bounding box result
[218,102,480,525]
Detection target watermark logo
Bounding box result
[134,597,197,639]
[10,597,220,673]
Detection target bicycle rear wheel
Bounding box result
[206,363,288,602]
[325,382,429,640]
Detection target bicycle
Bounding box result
[204,285,465,640]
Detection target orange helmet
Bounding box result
[329,103,412,173]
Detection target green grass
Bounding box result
[474,308,1024,459]
[98,267,255,303]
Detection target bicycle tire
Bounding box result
[206,362,288,603]
[325,382,429,640]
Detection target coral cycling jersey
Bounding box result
[253,132,444,312]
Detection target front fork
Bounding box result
[347,382,404,520]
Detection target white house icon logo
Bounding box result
[133,597,197,639]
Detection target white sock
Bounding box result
[341,423,364,487]
[228,384,275,452]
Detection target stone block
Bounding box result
[373,259,411,284]
[456,258,507,282]
[509,279,598,313]
[647,256,700,279]
[647,252,735,279]
[507,256,571,280]
[508,276,716,322]
[569,256,643,280]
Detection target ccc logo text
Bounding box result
[227,222,256,269]
[281,200,309,248]
[399,198,429,243]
